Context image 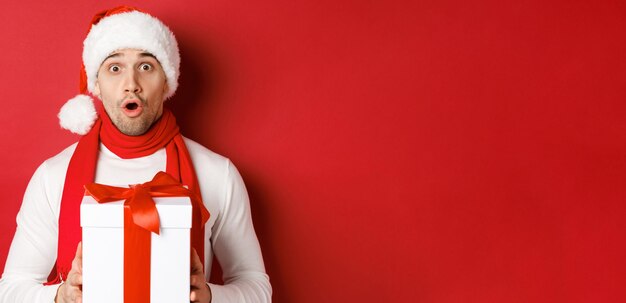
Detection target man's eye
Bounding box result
[109,65,120,72]
[140,63,152,71]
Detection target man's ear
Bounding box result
[162,81,169,98]
[93,81,100,97]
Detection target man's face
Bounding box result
[94,48,169,136]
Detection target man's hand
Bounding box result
[55,242,83,303]
[190,248,212,303]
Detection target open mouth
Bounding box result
[121,99,143,117]
[125,102,139,110]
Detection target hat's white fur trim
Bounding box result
[58,94,97,135]
[83,11,180,99]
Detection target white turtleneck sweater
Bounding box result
[0,137,271,302]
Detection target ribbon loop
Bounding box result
[84,171,210,234]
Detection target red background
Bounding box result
[1,0,625,302]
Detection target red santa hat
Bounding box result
[58,6,180,135]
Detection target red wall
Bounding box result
[1,0,625,302]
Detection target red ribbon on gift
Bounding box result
[84,171,210,303]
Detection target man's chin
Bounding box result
[114,119,151,136]
[119,126,149,136]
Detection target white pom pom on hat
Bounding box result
[58,94,97,135]
[58,5,180,135]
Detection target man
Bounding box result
[0,6,271,303]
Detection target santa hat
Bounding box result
[58,6,180,135]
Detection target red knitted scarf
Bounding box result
[46,105,207,284]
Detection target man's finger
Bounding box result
[190,275,202,288]
[70,242,83,276]
[68,272,82,287]
[75,242,83,272]
[75,273,82,286]
[190,248,203,274]
[76,242,82,259]
[70,288,81,301]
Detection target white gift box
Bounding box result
[80,195,191,303]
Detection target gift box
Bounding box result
[81,194,191,303]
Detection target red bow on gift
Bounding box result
[84,171,209,303]
[85,171,210,234]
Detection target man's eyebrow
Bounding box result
[101,52,158,63]
[102,53,121,62]
[139,52,158,60]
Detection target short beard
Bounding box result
[105,96,156,136]
[113,116,154,136]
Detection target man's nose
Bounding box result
[123,69,142,94]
